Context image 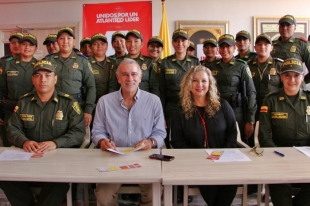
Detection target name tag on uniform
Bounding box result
[20,114,34,121]
[271,112,288,119]
[165,69,177,74]
[7,71,19,76]
[93,70,99,75]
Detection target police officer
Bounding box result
[108,31,126,60]
[200,38,221,69]
[159,29,200,148]
[209,34,257,142]
[109,29,159,96]
[187,41,196,56]
[43,27,96,128]
[80,37,93,57]
[235,30,257,62]
[259,58,310,206]
[0,60,85,206]
[248,33,283,122]
[147,36,163,63]
[271,15,310,82]
[43,34,59,54]
[89,33,115,102]
[0,33,38,146]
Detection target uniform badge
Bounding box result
[72,63,79,69]
[165,69,177,74]
[279,96,285,100]
[72,102,81,114]
[14,106,19,112]
[55,110,64,120]
[307,106,310,115]
[7,71,19,76]
[290,46,296,52]
[211,70,218,76]
[53,64,57,68]
[141,63,147,70]
[260,106,268,113]
[251,72,255,77]
[16,61,20,64]
[64,94,70,97]
[269,68,276,75]
[93,70,99,75]
[0,67,2,75]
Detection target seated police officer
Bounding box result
[0,60,85,206]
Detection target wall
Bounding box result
[0,0,309,56]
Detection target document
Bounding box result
[293,146,310,157]
[0,150,33,161]
[107,143,146,155]
[205,149,251,162]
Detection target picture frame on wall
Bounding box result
[253,16,310,41]
[175,20,229,61]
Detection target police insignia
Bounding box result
[53,64,57,68]
[0,67,2,75]
[16,61,20,64]
[7,71,19,76]
[271,112,288,119]
[152,64,159,73]
[72,63,79,69]
[269,68,276,75]
[14,106,19,112]
[141,63,147,70]
[211,71,218,76]
[251,72,255,77]
[72,102,81,114]
[279,97,285,100]
[260,106,268,113]
[93,70,99,75]
[246,67,252,78]
[55,110,64,120]
[307,106,310,115]
[165,69,177,74]
[290,46,296,52]
[307,46,310,53]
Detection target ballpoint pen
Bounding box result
[274,150,285,157]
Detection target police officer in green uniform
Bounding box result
[200,38,221,69]
[89,33,115,102]
[0,33,38,146]
[43,27,96,128]
[271,15,310,82]
[248,33,283,122]
[43,34,59,55]
[80,37,93,58]
[209,34,257,143]
[0,32,23,146]
[109,29,159,96]
[147,36,163,63]
[187,41,196,56]
[259,58,310,206]
[0,60,85,206]
[108,31,126,61]
[235,30,257,62]
[159,29,200,148]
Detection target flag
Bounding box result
[159,1,171,59]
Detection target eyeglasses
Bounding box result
[250,146,264,157]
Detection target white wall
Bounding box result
[0,0,310,56]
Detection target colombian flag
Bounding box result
[159,0,171,59]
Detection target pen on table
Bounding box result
[274,150,285,157]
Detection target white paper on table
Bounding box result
[107,143,146,155]
[0,150,33,161]
[205,149,251,162]
[293,146,310,157]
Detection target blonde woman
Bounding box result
[171,65,238,206]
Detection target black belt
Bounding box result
[71,93,83,102]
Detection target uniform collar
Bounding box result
[252,56,273,64]
[31,90,59,103]
[171,53,192,62]
[117,87,141,103]
[278,88,306,101]
[125,53,144,61]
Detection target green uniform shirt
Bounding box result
[108,53,126,61]
[210,57,257,123]
[159,54,199,121]
[259,88,310,147]
[43,51,96,114]
[0,56,15,105]
[7,91,85,148]
[109,53,159,96]
[200,57,221,69]
[235,50,257,63]
[88,56,115,102]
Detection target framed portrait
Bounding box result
[176,20,229,60]
[254,16,310,41]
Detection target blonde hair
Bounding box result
[180,65,221,119]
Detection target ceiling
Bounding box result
[0,0,78,4]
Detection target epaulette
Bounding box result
[76,53,88,59]
[1,55,10,59]
[299,37,307,43]
[236,59,247,64]
[274,58,284,62]
[107,56,116,64]
[20,92,33,99]
[266,89,281,97]
[58,91,76,101]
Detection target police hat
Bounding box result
[218,34,235,46]
[172,29,189,40]
[9,32,23,41]
[279,15,296,25]
[33,60,55,74]
[147,36,163,46]
[188,41,195,50]
[43,34,57,45]
[236,30,251,40]
[80,37,91,47]
[281,58,303,74]
[91,33,108,44]
[57,27,75,39]
[20,33,37,46]
[255,33,272,44]
[111,31,126,43]
[126,29,143,40]
[203,38,218,47]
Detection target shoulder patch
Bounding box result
[236,59,247,64]
[72,102,82,114]
[19,92,33,100]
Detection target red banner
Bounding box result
[83,1,152,56]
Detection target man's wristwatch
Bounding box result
[149,138,157,148]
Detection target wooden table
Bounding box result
[161,148,310,206]
[0,147,162,206]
